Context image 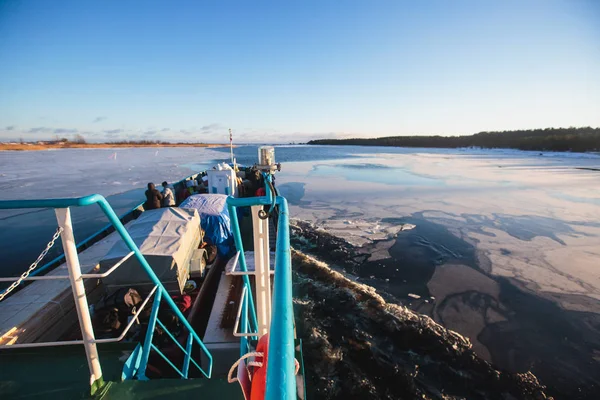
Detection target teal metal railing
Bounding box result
[136,288,211,380]
[0,195,213,385]
[226,173,296,400]
[5,171,202,290]
[15,200,144,284]
[3,170,202,292]
[1,173,296,398]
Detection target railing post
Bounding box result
[182,334,193,378]
[138,288,162,380]
[55,208,103,394]
[240,286,248,357]
[251,205,272,336]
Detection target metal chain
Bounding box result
[0,227,64,302]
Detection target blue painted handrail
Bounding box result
[8,169,200,284]
[137,291,210,379]
[0,194,213,380]
[226,181,296,400]
[23,201,144,281]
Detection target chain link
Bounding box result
[0,227,64,302]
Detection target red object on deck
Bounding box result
[251,334,269,400]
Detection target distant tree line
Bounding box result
[108,140,168,144]
[308,127,600,152]
[20,135,88,145]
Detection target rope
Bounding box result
[227,351,263,383]
[227,351,301,384]
[0,227,63,302]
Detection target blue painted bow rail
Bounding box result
[226,174,297,400]
[0,194,213,388]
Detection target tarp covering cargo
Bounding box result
[179,194,233,257]
[99,207,201,294]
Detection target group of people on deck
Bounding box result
[144,181,175,210]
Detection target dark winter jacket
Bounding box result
[144,188,163,210]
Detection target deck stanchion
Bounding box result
[55,207,104,394]
[240,286,248,356]
[252,205,272,336]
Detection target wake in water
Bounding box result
[291,249,550,399]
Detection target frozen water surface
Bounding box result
[0,147,227,275]
[0,147,227,202]
[277,150,600,303]
[2,145,600,305]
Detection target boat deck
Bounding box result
[199,251,275,375]
[0,192,297,399]
[0,222,135,345]
[0,342,131,398]
[100,378,243,400]
[0,342,242,399]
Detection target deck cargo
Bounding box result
[99,207,201,294]
[180,194,234,257]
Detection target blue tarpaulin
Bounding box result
[179,194,234,257]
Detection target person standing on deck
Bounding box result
[161,181,175,207]
[144,182,163,210]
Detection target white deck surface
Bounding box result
[224,251,275,275]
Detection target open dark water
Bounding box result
[1,145,600,398]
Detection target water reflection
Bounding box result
[311,163,444,186]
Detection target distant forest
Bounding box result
[308,127,600,152]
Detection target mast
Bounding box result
[229,128,234,165]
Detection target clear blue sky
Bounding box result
[1,0,599,143]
